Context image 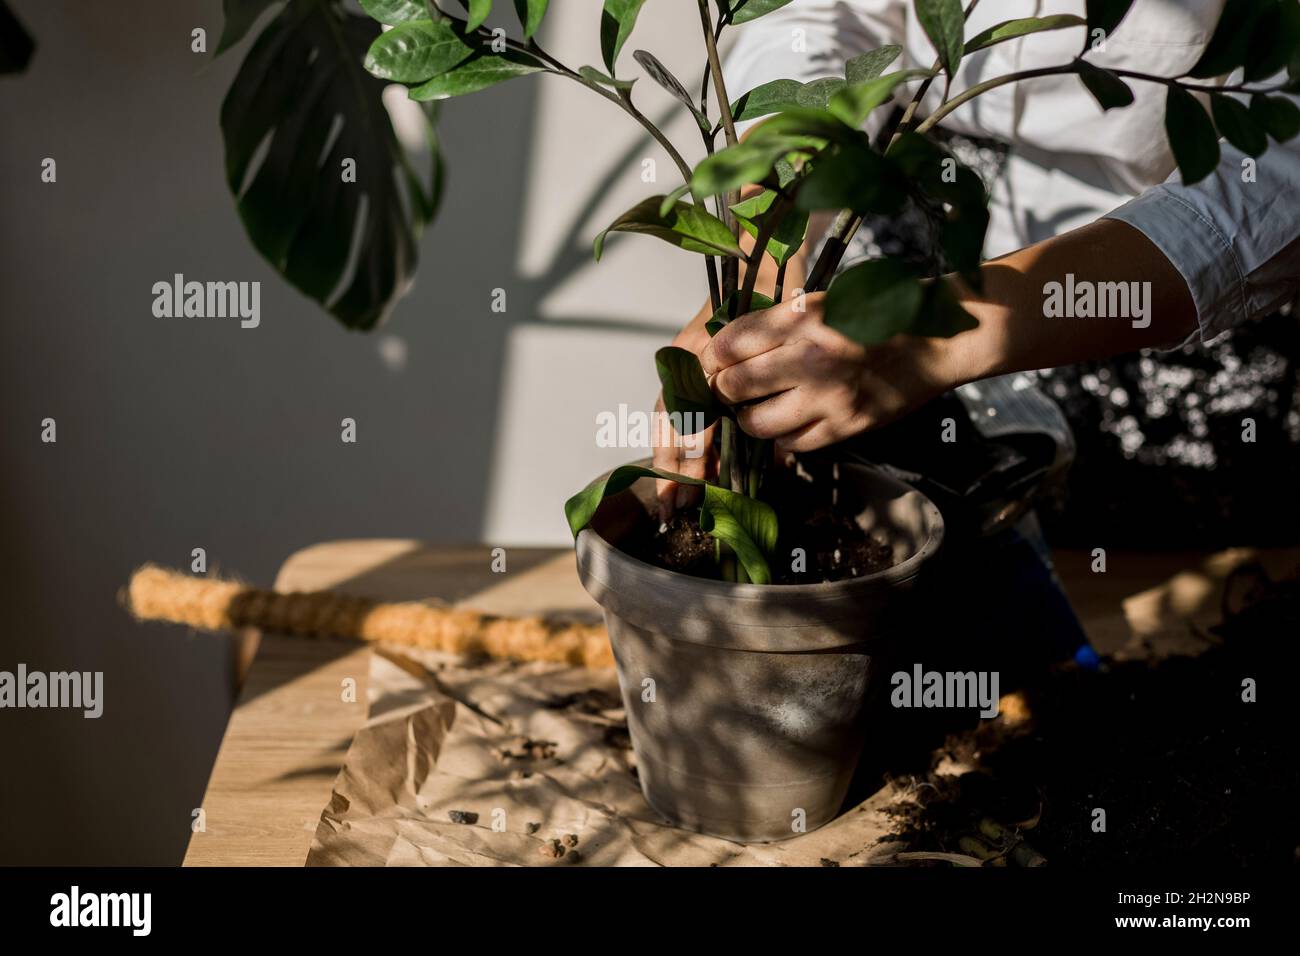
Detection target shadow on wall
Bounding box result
[0,0,688,863]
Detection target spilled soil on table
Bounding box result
[854,562,1300,867]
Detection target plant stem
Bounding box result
[1111,67,1295,96]
[697,0,742,298]
[610,87,698,183]
[699,15,727,119]
[747,438,770,497]
[914,64,1069,135]
[694,100,725,313]
[718,418,738,581]
[698,2,739,149]
[805,209,856,293]
[704,255,722,313]
[509,30,726,310]
[719,418,734,492]
[736,196,787,314]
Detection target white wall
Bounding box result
[0,0,731,861]
[483,1,720,544]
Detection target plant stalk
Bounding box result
[736,196,787,315]
[697,0,742,299]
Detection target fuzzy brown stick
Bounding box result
[125,565,613,669]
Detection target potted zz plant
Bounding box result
[362,0,1300,841]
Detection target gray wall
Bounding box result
[0,0,710,863]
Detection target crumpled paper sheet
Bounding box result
[306,646,906,867]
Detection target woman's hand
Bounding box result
[653,219,1199,489]
[699,290,962,453]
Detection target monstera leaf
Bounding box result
[0,0,35,73]
[220,0,439,329]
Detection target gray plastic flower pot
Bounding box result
[575,460,944,844]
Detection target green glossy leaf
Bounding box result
[223,2,436,329]
[845,45,902,84]
[658,183,693,217]
[457,0,492,32]
[707,291,775,335]
[579,65,636,90]
[795,143,904,215]
[885,130,953,186]
[1165,85,1221,184]
[565,465,680,537]
[699,485,778,584]
[731,79,805,122]
[513,0,549,38]
[1245,1,1300,83]
[883,129,943,171]
[634,50,710,131]
[964,15,1084,54]
[730,192,808,267]
[1085,0,1135,37]
[655,346,722,432]
[1189,0,1263,79]
[594,197,744,260]
[938,184,989,273]
[564,466,778,585]
[358,0,426,26]
[748,106,855,143]
[910,280,979,338]
[600,0,645,72]
[824,259,925,345]
[796,77,848,109]
[1211,93,1267,157]
[691,134,821,198]
[914,0,964,78]
[409,48,545,99]
[0,0,35,73]
[828,69,933,126]
[728,190,774,225]
[772,156,799,187]
[364,18,474,83]
[216,0,284,55]
[883,133,987,275]
[729,0,796,25]
[1251,92,1300,142]
[1075,60,1134,111]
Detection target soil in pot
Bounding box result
[621,462,896,583]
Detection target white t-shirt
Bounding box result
[722,0,1300,343]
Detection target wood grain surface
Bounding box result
[182,540,590,866]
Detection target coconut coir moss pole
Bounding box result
[125,565,613,669]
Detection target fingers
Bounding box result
[712,340,815,405]
[653,416,714,520]
[734,385,867,451]
[699,301,800,377]
[735,388,817,441]
[773,419,843,454]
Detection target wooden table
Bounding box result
[181,540,591,867]
[181,539,1296,866]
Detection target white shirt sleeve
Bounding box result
[722,0,908,137]
[1104,91,1300,344]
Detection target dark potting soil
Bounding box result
[619,468,896,584]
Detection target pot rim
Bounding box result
[577,459,944,602]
